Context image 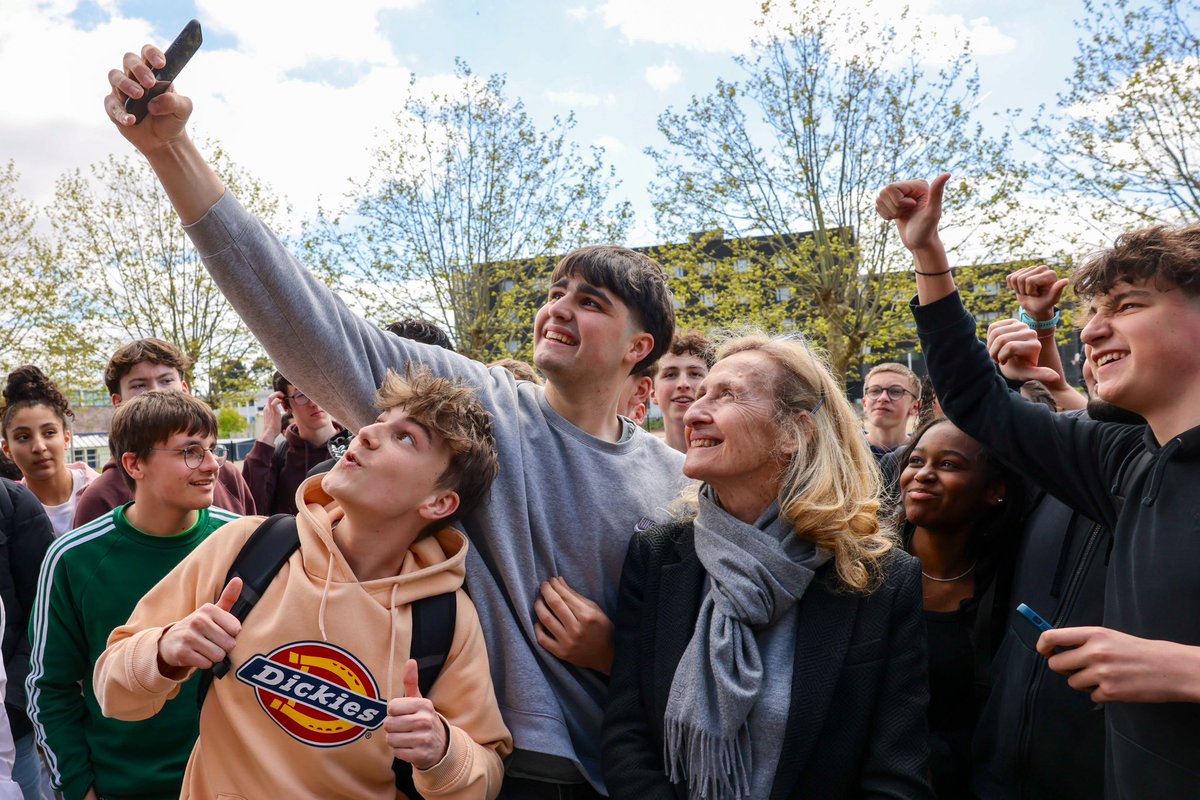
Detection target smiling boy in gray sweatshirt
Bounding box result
[103,41,688,797]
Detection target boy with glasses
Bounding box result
[242,371,349,515]
[862,363,922,457]
[73,339,255,527]
[27,392,238,800]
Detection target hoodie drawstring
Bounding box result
[387,583,399,699]
[318,555,334,642]
[1141,438,1181,507]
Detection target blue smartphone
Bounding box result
[1016,603,1054,633]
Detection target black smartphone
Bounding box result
[125,19,203,124]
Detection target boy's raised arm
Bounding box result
[105,44,224,225]
[103,43,498,431]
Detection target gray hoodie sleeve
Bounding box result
[184,191,501,431]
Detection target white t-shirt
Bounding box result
[34,465,93,537]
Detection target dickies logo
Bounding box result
[236,641,387,747]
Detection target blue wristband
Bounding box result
[1018,306,1060,331]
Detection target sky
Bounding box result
[1,0,1085,246]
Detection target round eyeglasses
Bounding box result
[149,444,229,469]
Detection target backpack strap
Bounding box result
[196,514,300,708]
[392,591,457,799]
[272,439,288,475]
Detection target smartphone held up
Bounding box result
[125,19,203,124]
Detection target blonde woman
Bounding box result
[603,334,931,799]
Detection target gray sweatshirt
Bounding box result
[185,192,688,792]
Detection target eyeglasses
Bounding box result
[288,391,312,407]
[150,444,228,469]
[864,386,915,401]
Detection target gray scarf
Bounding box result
[664,487,831,800]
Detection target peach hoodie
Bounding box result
[93,477,512,799]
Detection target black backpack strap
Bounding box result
[272,439,288,474]
[196,514,300,708]
[392,591,457,799]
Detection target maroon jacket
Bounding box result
[241,423,347,516]
[72,456,255,529]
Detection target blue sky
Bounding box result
[3,0,1085,244]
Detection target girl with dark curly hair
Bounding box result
[1,367,99,536]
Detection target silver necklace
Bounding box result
[921,561,977,582]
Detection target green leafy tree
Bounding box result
[216,407,248,439]
[1022,0,1200,231]
[303,60,632,360]
[0,161,101,391]
[51,144,283,402]
[648,0,1026,380]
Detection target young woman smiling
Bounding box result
[1,367,99,536]
[897,417,1026,799]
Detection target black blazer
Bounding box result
[602,521,932,800]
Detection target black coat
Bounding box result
[602,520,933,800]
[0,478,54,739]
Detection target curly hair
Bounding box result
[375,366,498,521]
[385,318,456,352]
[1073,222,1200,299]
[2,366,73,439]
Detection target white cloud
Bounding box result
[592,0,1015,62]
[565,6,593,21]
[596,0,761,53]
[593,135,625,153]
[645,60,682,91]
[0,0,437,229]
[196,0,423,69]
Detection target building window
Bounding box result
[674,265,686,278]
[500,279,515,292]
[700,292,716,307]
[701,261,716,274]
[734,258,750,273]
[775,286,793,302]
[506,339,521,353]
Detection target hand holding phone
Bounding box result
[125,19,203,124]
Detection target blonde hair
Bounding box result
[687,334,894,592]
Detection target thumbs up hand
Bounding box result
[157,577,244,672]
[384,658,449,770]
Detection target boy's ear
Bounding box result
[417,490,460,523]
[624,332,655,368]
[631,376,653,407]
[181,380,191,395]
[110,393,123,407]
[121,451,147,482]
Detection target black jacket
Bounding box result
[915,291,1200,798]
[602,521,933,800]
[0,478,54,739]
[973,488,1109,800]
